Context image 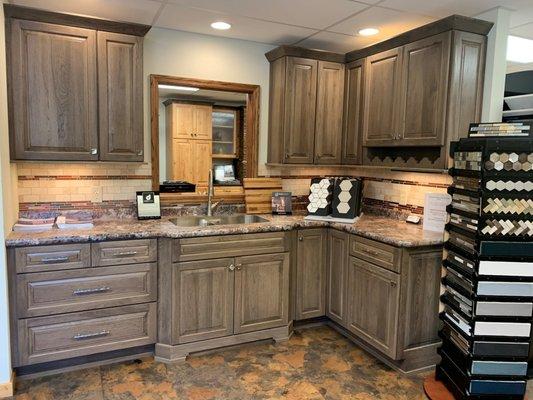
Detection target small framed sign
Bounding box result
[271,192,292,215]
[136,191,161,220]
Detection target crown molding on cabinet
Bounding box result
[265,45,345,63]
[3,4,151,37]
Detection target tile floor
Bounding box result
[7,326,443,399]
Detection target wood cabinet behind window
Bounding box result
[5,7,148,162]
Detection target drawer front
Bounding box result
[92,239,157,266]
[17,263,157,318]
[15,244,90,273]
[349,235,401,273]
[17,303,156,366]
[173,232,288,262]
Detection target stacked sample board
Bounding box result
[437,136,533,400]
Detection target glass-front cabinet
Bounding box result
[212,107,238,158]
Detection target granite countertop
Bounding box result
[5,214,444,248]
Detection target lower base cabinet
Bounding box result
[347,256,400,358]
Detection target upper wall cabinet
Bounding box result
[5,5,150,162]
[266,16,492,169]
[266,47,345,165]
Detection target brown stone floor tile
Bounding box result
[10,326,442,400]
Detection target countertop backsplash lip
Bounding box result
[5,214,444,248]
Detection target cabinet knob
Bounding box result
[137,150,143,156]
[236,263,242,271]
[298,237,303,241]
[90,148,98,155]
[228,264,235,271]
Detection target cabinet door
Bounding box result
[398,32,451,146]
[362,48,402,146]
[326,230,348,325]
[168,139,193,182]
[193,105,213,140]
[192,140,212,189]
[314,61,344,164]
[342,59,364,164]
[8,20,98,161]
[173,258,234,344]
[295,229,327,320]
[97,31,143,161]
[171,103,195,139]
[234,253,289,334]
[347,257,400,358]
[283,57,317,164]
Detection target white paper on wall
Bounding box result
[423,193,452,232]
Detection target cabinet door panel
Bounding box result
[326,230,348,325]
[173,258,234,344]
[347,257,399,358]
[9,20,98,160]
[314,61,344,164]
[172,104,195,139]
[283,57,317,164]
[168,139,193,182]
[295,229,327,320]
[234,253,289,334]
[362,48,402,146]
[194,105,213,140]
[192,140,212,189]
[98,31,143,161]
[342,60,364,164]
[398,32,451,146]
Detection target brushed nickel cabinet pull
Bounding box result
[41,256,70,264]
[137,150,143,156]
[90,148,98,155]
[228,264,235,271]
[114,251,138,257]
[73,286,111,296]
[73,330,110,341]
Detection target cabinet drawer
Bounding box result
[92,239,157,266]
[15,244,91,273]
[349,236,401,273]
[16,263,157,318]
[173,232,288,262]
[16,303,156,366]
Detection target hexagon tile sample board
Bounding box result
[307,178,334,216]
[331,178,363,219]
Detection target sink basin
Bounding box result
[169,214,269,227]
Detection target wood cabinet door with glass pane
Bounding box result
[212,107,238,159]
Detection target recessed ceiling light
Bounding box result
[358,28,379,36]
[211,21,231,30]
[158,84,199,92]
[507,35,533,64]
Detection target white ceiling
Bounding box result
[8,0,533,53]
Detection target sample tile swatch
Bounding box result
[484,152,533,171]
[486,180,533,192]
[307,178,334,216]
[331,178,362,219]
[481,219,533,236]
[454,151,482,170]
[478,260,533,277]
[483,198,533,215]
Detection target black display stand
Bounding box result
[435,137,533,400]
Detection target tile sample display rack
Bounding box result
[435,136,533,400]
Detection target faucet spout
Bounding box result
[206,170,223,216]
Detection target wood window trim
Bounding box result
[150,75,260,202]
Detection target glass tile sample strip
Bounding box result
[483,198,533,215]
[484,152,533,172]
[472,341,530,357]
[469,379,527,396]
[445,306,471,336]
[486,180,533,192]
[470,360,528,376]
[477,281,533,297]
[475,301,533,317]
[449,213,478,232]
[445,249,475,272]
[446,230,477,254]
[482,219,533,237]
[473,321,531,337]
[454,151,482,170]
[453,176,481,191]
[478,260,533,277]
[451,193,480,213]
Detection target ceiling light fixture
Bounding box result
[358,27,379,36]
[158,84,199,92]
[507,35,533,64]
[211,21,232,30]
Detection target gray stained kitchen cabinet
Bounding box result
[342,59,364,164]
[8,20,99,161]
[326,230,348,325]
[347,256,400,358]
[295,229,327,320]
[267,53,344,165]
[6,9,147,161]
[98,31,143,161]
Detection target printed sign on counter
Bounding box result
[423,193,451,232]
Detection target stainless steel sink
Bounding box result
[169,214,269,227]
